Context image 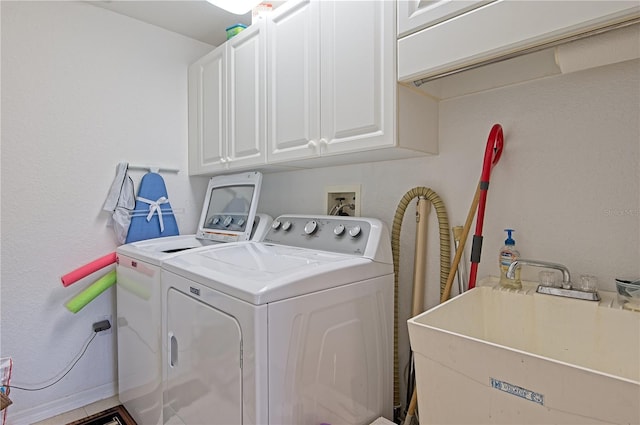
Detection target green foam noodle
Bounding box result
[65,270,117,313]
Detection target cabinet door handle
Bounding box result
[307,140,318,151]
[169,333,178,367]
[318,138,328,153]
[220,158,227,163]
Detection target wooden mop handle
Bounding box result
[403,388,418,424]
[440,182,480,303]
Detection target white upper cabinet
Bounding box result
[227,22,267,169]
[268,0,398,163]
[190,0,439,176]
[397,0,491,38]
[189,45,226,174]
[189,22,266,175]
[268,0,436,167]
[266,0,321,162]
[398,0,640,83]
[319,0,395,156]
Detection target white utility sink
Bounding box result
[408,280,640,424]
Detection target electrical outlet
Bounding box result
[95,315,112,335]
[325,185,361,216]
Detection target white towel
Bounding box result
[112,176,135,244]
[104,163,135,244]
[103,162,129,212]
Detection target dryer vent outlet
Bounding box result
[325,185,361,217]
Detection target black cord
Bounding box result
[6,332,97,391]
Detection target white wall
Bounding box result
[258,58,640,411]
[0,2,211,423]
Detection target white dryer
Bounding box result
[116,171,271,425]
[161,215,394,425]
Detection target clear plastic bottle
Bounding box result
[499,229,521,289]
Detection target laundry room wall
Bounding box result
[258,58,640,411]
[1,2,211,423]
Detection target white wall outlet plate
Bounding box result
[325,184,361,216]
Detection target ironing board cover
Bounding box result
[125,172,179,243]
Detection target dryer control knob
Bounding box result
[349,225,361,238]
[237,218,246,227]
[333,224,345,236]
[282,221,292,231]
[271,220,281,229]
[223,216,233,227]
[304,220,318,235]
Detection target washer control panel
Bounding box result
[264,215,374,256]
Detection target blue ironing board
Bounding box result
[125,173,179,243]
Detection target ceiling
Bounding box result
[88,1,284,47]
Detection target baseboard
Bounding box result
[7,382,117,425]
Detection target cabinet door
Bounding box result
[267,0,321,163]
[227,22,267,169]
[320,0,395,156]
[188,46,227,175]
[398,0,640,82]
[397,0,491,38]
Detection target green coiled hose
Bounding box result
[391,187,451,416]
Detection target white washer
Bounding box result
[116,171,272,425]
[161,215,394,425]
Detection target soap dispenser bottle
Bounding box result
[499,229,521,289]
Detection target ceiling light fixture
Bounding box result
[205,0,262,15]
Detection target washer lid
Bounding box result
[116,234,210,265]
[162,242,393,305]
[195,171,263,244]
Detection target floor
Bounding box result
[31,395,120,425]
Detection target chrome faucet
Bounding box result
[507,259,600,301]
[507,259,572,289]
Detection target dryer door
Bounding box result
[166,288,242,424]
